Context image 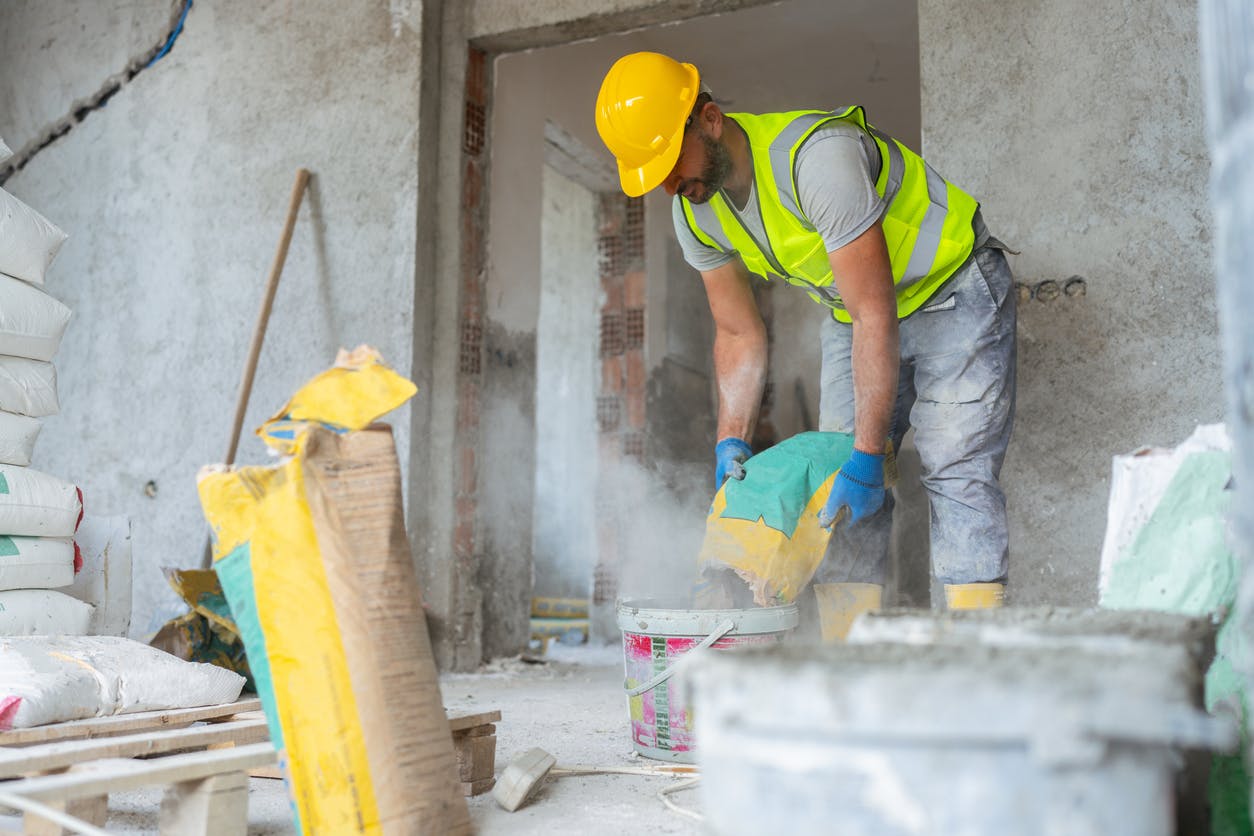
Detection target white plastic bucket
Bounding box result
[616,598,798,763]
[691,640,1235,835]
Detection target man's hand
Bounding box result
[714,437,753,489]
[818,449,885,527]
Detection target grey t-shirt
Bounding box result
[672,119,885,274]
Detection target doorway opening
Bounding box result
[468,0,925,657]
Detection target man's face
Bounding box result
[662,121,731,204]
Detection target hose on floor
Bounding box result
[658,776,703,823]
[0,791,111,836]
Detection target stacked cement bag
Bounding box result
[0,136,89,635]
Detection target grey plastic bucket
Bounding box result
[616,598,798,763]
[691,640,1236,835]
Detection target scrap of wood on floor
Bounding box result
[449,709,501,797]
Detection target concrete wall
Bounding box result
[920,1,1221,604]
[533,165,601,598]
[1,1,423,635]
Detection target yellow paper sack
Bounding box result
[198,350,469,835]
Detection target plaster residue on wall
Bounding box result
[0,0,192,186]
[2,0,423,638]
[920,0,1221,606]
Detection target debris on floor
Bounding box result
[452,709,501,796]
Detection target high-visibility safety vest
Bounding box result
[679,107,979,322]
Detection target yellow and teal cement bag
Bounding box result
[696,431,856,606]
[197,349,470,835]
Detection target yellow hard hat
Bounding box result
[595,52,701,197]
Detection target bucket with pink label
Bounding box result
[616,599,798,762]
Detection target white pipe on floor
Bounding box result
[0,792,111,836]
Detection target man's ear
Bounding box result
[702,100,724,138]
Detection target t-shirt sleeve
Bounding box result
[671,196,735,272]
[794,125,886,252]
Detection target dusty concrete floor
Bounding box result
[449,642,703,834]
[0,643,700,835]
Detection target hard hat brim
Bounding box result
[617,135,684,198]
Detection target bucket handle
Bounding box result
[625,619,736,697]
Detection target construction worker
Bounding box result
[594,52,1017,637]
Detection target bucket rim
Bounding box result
[616,598,799,636]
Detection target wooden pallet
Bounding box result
[0,699,272,835]
[0,701,501,832]
[0,699,263,748]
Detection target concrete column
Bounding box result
[414,0,485,670]
[1200,0,1254,800]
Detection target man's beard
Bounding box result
[681,133,732,205]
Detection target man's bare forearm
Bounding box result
[714,327,767,442]
[827,223,900,456]
[850,312,898,453]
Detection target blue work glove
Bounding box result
[714,437,753,490]
[818,449,886,528]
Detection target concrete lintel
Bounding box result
[468,0,781,53]
[544,120,618,193]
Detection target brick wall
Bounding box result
[593,194,646,609]
[452,46,489,653]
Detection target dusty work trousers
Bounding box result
[815,245,1017,586]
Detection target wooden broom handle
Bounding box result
[223,168,310,465]
[201,168,309,570]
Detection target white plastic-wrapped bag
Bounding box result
[0,357,58,417]
[0,465,82,536]
[0,589,92,635]
[1098,423,1231,593]
[0,635,246,729]
[0,274,72,361]
[0,411,41,466]
[63,515,130,637]
[0,188,68,285]
[0,536,76,591]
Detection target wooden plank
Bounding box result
[211,710,265,724]
[453,734,496,783]
[21,796,107,836]
[1,743,276,803]
[0,720,268,779]
[247,765,284,780]
[460,778,494,797]
[0,700,262,747]
[455,724,494,739]
[18,760,118,836]
[159,771,248,836]
[447,710,500,733]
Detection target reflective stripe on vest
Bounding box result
[680,108,978,322]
